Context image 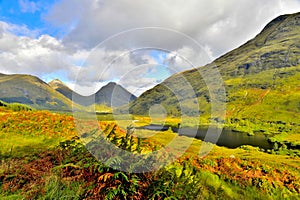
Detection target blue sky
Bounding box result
[0,0,58,36]
[0,0,73,83]
[0,0,173,95]
[0,0,300,96]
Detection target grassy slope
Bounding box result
[223,65,300,140]
[129,13,300,143]
[0,74,82,111]
[0,110,77,158]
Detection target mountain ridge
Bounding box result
[0,73,79,110]
[0,72,136,110]
[48,79,136,107]
[129,11,300,122]
[48,78,83,101]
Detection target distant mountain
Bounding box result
[129,12,300,124]
[0,74,78,110]
[90,82,135,107]
[48,79,80,100]
[49,79,136,107]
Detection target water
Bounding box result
[138,124,273,149]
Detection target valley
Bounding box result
[0,11,300,199]
[0,105,299,199]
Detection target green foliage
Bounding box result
[0,101,33,111]
[0,193,24,200]
[42,176,83,200]
[1,130,300,199]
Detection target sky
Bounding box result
[0,0,300,96]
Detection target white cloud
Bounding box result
[74,48,159,82]
[118,63,161,96]
[46,0,300,57]
[65,81,108,96]
[164,46,211,71]
[0,22,171,96]
[0,21,73,77]
[0,21,39,38]
[19,0,40,13]
[1,0,300,96]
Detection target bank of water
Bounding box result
[138,124,273,149]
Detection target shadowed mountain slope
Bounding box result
[49,80,136,107]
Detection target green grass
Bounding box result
[0,109,299,199]
[42,176,83,200]
[0,101,33,112]
[0,132,63,158]
[0,193,24,200]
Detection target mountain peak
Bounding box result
[252,11,300,48]
[47,80,136,107]
[261,14,290,32]
[48,79,68,90]
[105,82,117,87]
[48,78,78,101]
[95,82,136,107]
[48,78,64,85]
[0,74,75,110]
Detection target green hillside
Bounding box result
[0,74,79,110]
[129,12,300,135]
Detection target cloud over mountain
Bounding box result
[0,0,300,96]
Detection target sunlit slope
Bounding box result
[130,12,300,124]
[0,73,80,110]
[225,65,300,123]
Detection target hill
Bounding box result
[0,74,78,110]
[49,79,136,107]
[48,79,81,101]
[129,12,300,127]
[93,82,136,107]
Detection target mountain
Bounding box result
[93,82,136,107]
[48,79,80,101]
[0,74,79,110]
[129,12,300,124]
[49,80,136,107]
